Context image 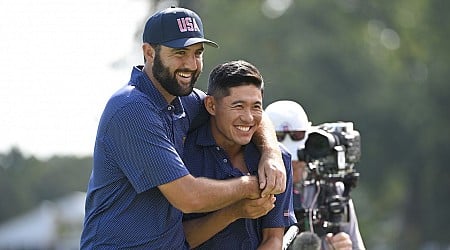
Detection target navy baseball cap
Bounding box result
[143,6,218,48]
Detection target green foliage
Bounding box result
[1,0,449,249]
[186,0,450,248]
[0,148,92,223]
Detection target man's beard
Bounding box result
[152,53,199,97]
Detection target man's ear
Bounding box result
[142,43,155,63]
[204,96,216,116]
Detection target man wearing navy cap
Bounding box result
[80,7,286,249]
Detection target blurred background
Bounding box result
[1,0,449,249]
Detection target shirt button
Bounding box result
[216,147,220,151]
[223,159,228,163]
[167,106,173,111]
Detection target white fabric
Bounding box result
[265,100,310,160]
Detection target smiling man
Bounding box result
[80,7,287,249]
[182,60,296,250]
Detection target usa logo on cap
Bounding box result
[143,6,218,49]
[177,17,200,32]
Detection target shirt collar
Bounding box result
[129,66,185,117]
[194,122,261,174]
[195,122,217,147]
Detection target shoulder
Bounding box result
[181,88,205,112]
[107,84,156,110]
[191,88,207,99]
[181,88,208,129]
[180,88,206,104]
[184,123,212,149]
[101,85,163,130]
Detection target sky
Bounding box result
[0,0,150,158]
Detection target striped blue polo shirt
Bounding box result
[81,66,205,249]
[182,122,297,249]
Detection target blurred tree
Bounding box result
[183,0,450,248]
[0,149,92,223]
[1,0,448,248]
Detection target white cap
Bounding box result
[265,100,310,161]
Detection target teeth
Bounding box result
[178,72,191,78]
[236,126,250,132]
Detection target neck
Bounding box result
[210,119,241,156]
[210,120,248,174]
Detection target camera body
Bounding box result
[298,121,360,177]
[296,121,361,236]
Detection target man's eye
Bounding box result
[195,51,204,58]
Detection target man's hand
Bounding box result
[326,232,352,250]
[228,195,276,219]
[240,175,263,200]
[258,153,286,197]
[253,112,287,197]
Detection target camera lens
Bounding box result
[305,131,335,159]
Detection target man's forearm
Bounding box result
[190,176,261,212]
[160,174,261,214]
[252,112,279,153]
[183,207,237,248]
[257,228,284,250]
[253,112,286,195]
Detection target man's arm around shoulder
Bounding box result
[159,174,261,213]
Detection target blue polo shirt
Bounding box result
[80,66,205,249]
[182,122,297,249]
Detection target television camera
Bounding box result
[295,121,361,237]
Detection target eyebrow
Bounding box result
[230,100,262,106]
[170,47,188,52]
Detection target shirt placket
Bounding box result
[213,146,241,178]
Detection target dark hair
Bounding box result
[143,44,161,63]
[207,60,264,98]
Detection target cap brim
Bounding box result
[162,37,219,48]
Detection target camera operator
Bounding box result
[266,100,365,250]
